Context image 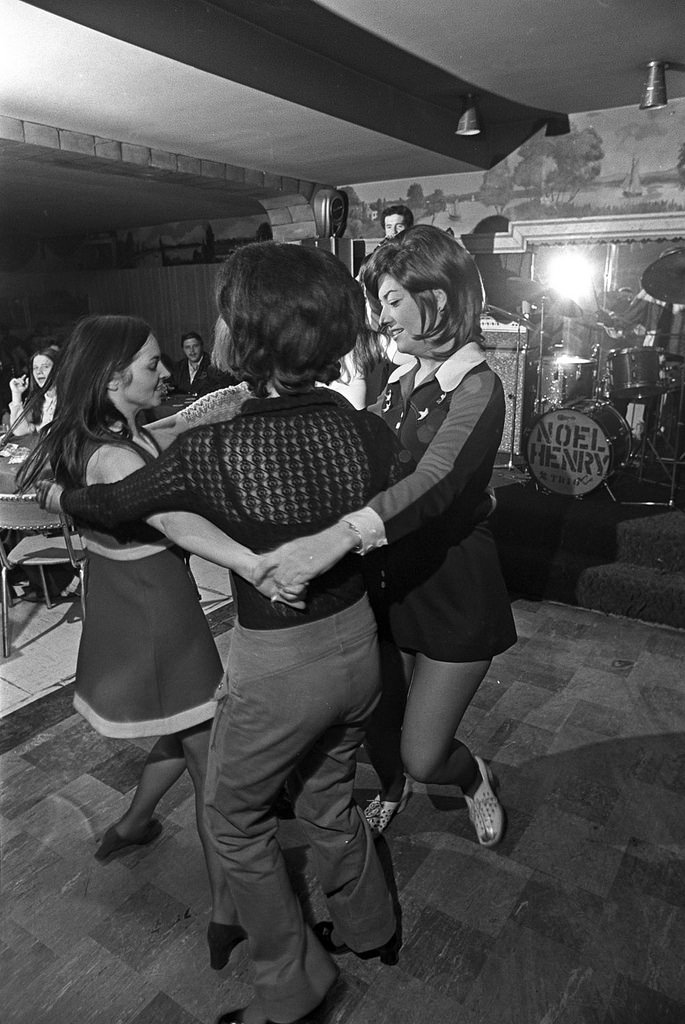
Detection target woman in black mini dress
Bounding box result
[258,226,517,846]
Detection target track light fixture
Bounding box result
[639,61,668,110]
[455,95,480,136]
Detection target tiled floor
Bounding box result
[1,593,685,1024]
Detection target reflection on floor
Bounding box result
[1,596,685,1024]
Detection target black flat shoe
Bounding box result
[216,1010,256,1024]
[94,819,162,861]
[207,921,246,970]
[313,920,400,966]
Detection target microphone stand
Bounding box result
[534,296,549,417]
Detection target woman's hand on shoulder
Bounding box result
[146,415,183,451]
[36,479,64,513]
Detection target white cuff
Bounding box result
[341,507,387,554]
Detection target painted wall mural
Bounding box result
[2,214,273,274]
[115,215,272,269]
[342,98,685,239]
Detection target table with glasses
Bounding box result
[144,394,199,422]
[0,437,38,494]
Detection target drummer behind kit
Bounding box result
[482,247,685,503]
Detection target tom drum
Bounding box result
[606,346,661,400]
[525,401,631,497]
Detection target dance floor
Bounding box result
[1,567,685,1022]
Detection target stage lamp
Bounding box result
[455,95,480,136]
[640,61,668,110]
[546,252,595,305]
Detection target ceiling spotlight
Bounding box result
[639,60,668,110]
[456,95,480,136]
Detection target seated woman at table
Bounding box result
[7,345,60,436]
[21,314,290,969]
[40,244,403,1024]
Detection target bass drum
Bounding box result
[525,401,631,497]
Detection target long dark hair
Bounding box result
[19,315,152,490]
[9,345,60,433]
[363,225,484,356]
[28,345,60,420]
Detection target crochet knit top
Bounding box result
[61,390,408,628]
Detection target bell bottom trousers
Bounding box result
[204,596,396,1022]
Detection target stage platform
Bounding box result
[490,459,685,630]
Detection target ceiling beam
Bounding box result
[23,0,568,170]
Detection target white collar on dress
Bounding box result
[386,341,486,392]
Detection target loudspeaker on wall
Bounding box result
[312,188,349,237]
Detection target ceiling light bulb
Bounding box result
[456,96,480,136]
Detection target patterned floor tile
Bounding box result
[1,598,683,1023]
[511,805,627,898]
[602,973,685,1024]
[462,919,615,1024]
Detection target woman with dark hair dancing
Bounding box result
[257,225,517,845]
[40,246,402,1024]
[22,314,277,967]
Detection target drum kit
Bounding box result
[496,248,685,506]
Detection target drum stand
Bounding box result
[621,369,685,511]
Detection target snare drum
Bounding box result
[525,400,631,496]
[539,356,594,408]
[606,346,661,399]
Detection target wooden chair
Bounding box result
[0,494,87,657]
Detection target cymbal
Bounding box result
[551,297,584,319]
[575,311,632,330]
[507,278,583,319]
[556,354,593,365]
[508,277,546,302]
[642,247,685,304]
[483,304,531,327]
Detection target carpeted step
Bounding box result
[615,513,685,572]
[491,482,667,562]
[576,563,685,629]
[490,471,685,628]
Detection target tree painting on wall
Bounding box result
[344,98,685,237]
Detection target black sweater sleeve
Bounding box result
[61,404,411,543]
[62,428,227,528]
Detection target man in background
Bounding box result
[380,204,414,240]
[172,332,216,396]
